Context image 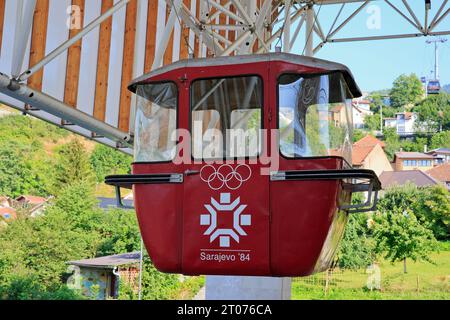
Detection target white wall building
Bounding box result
[383,112,418,136]
[352,99,373,129]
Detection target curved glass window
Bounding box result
[134,82,177,162]
[191,76,263,160]
[278,72,353,163]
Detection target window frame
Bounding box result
[276,71,354,166]
[133,80,180,165]
[189,74,265,161]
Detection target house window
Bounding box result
[403,160,409,166]
[411,160,417,166]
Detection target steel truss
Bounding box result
[0,0,449,149]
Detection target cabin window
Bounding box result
[191,76,263,160]
[134,82,178,162]
[278,72,353,162]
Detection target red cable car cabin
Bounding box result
[107,53,381,277]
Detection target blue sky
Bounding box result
[292,1,450,92]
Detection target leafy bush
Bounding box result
[90,144,132,183]
[337,214,375,270]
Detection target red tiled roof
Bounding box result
[352,146,374,165]
[352,135,387,165]
[427,164,450,182]
[354,135,386,148]
[379,170,438,189]
[395,111,414,120]
[15,195,47,205]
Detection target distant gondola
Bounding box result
[427,80,441,94]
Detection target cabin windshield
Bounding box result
[191,76,263,160]
[134,82,177,162]
[278,72,353,162]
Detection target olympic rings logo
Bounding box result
[200,164,252,190]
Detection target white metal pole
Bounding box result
[138,237,143,300]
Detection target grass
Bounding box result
[292,249,450,300]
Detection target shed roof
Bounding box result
[394,152,434,160]
[379,170,438,189]
[427,164,450,182]
[68,252,140,269]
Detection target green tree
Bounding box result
[413,185,450,240]
[390,74,424,109]
[0,142,49,198]
[96,209,141,256]
[413,93,450,132]
[51,138,95,194]
[363,113,381,131]
[353,129,365,143]
[337,214,375,270]
[90,144,132,183]
[373,207,437,273]
[430,130,450,149]
[382,127,401,161]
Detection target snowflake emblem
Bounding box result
[200,193,251,248]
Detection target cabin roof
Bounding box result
[68,252,140,269]
[129,53,361,97]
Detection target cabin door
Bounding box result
[181,75,271,275]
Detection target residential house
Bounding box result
[352,99,373,129]
[15,195,50,217]
[427,164,450,190]
[393,152,435,171]
[379,170,439,189]
[352,135,392,176]
[426,148,450,165]
[383,112,418,136]
[329,104,347,127]
[67,252,140,300]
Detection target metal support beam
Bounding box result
[0,73,132,145]
[304,6,314,56]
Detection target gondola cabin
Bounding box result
[106,53,380,277]
[427,80,441,94]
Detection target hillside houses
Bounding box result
[383,112,419,136]
[0,195,51,223]
[352,135,449,191]
[352,98,373,129]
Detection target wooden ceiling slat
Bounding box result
[28,0,50,91]
[93,0,114,122]
[144,0,158,73]
[118,0,138,132]
[64,0,85,109]
[163,3,175,66]
[179,0,191,60]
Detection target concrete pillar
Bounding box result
[206,276,291,300]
